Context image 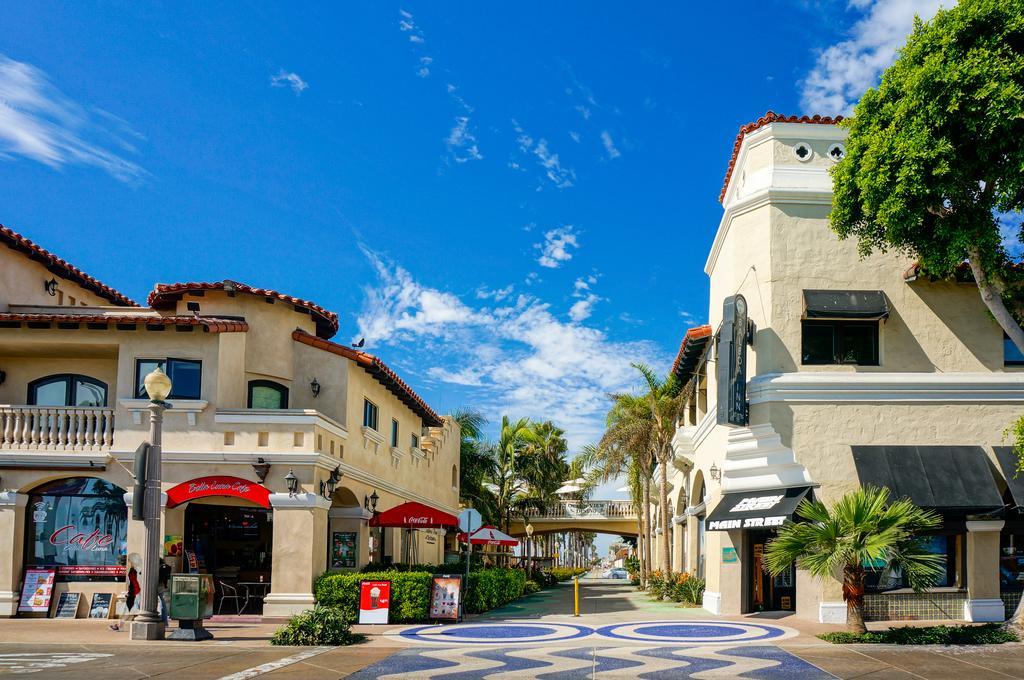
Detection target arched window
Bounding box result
[26,477,127,580]
[28,374,108,407]
[451,465,458,489]
[248,380,289,409]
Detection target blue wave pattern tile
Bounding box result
[350,645,834,679]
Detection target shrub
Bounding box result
[818,624,1018,645]
[270,605,364,646]
[524,579,541,595]
[550,567,587,582]
[624,554,640,580]
[465,568,527,613]
[669,573,706,606]
[315,570,433,623]
[647,569,668,600]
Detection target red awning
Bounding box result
[368,501,458,528]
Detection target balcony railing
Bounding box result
[524,499,636,520]
[0,406,115,451]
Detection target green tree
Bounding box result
[764,487,943,634]
[490,416,539,536]
[452,408,497,525]
[632,363,687,578]
[831,0,1024,351]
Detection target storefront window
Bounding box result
[865,532,963,591]
[26,478,127,581]
[1000,528,1024,591]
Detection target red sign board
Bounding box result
[166,476,270,509]
[57,565,125,577]
[358,580,391,624]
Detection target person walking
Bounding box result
[110,554,141,632]
[157,558,171,624]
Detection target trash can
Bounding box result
[168,574,214,641]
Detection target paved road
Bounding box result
[0,580,1021,678]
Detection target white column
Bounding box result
[264,493,331,617]
[964,520,1005,622]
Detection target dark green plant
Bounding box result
[465,568,527,613]
[669,574,706,606]
[315,570,433,623]
[523,579,541,595]
[549,567,587,582]
[764,486,942,635]
[270,605,364,646]
[819,624,1017,645]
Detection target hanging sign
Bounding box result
[19,568,56,613]
[358,580,391,624]
[53,592,81,618]
[716,294,754,427]
[165,476,270,509]
[429,575,462,621]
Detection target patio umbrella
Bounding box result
[368,501,458,565]
[458,525,519,547]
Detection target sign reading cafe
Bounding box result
[165,475,271,509]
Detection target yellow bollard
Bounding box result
[574,576,580,617]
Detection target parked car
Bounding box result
[608,568,628,579]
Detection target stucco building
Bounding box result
[0,225,460,618]
[657,113,1024,624]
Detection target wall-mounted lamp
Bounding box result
[709,463,721,482]
[284,468,299,497]
[252,457,270,483]
[320,465,342,499]
[369,490,379,513]
[44,278,58,296]
[310,378,321,398]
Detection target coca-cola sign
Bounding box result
[166,476,270,508]
[403,516,431,525]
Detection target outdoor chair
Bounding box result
[216,580,247,615]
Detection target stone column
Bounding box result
[264,493,330,617]
[672,517,685,574]
[964,520,1005,622]
[0,491,27,617]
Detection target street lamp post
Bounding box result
[525,523,534,577]
[130,367,172,641]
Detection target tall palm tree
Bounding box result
[764,486,943,634]
[452,408,497,524]
[490,416,538,536]
[632,363,687,577]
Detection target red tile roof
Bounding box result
[0,224,137,306]
[149,280,339,339]
[671,324,712,383]
[292,329,444,427]
[0,312,249,333]
[719,111,844,204]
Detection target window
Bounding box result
[451,465,458,489]
[363,399,379,430]
[26,477,128,582]
[411,432,419,450]
[865,532,962,591]
[1005,334,1024,366]
[1000,529,1024,591]
[135,358,202,399]
[391,419,399,447]
[801,321,879,365]
[248,380,289,409]
[28,374,108,407]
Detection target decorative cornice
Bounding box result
[120,399,209,426]
[269,492,332,510]
[215,409,348,440]
[328,505,373,520]
[966,520,1005,533]
[749,372,1024,404]
[0,452,109,469]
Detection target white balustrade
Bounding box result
[525,499,636,520]
[0,406,114,451]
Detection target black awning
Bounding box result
[705,486,811,531]
[803,290,889,320]
[851,446,1003,512]
[994,447,1024,508]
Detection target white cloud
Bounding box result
[270,69,308,95]
[476,284,515,301]
[535,226,579,268]
[569,294,600,322]
[600,130,621,159]
[446,116,483,163]
[0,53,147,184]
[357,250,666,449]
[801,0,949,114]
[512,120,576,190]
[569,131,581,143]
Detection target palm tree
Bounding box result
[632,363,687,577]
[764,486,943,634]
[490,416,538,536]
[452,408,497,524]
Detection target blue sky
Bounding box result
[0,2,946,522]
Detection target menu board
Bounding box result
[89,593,113,619]
[18,568,56,612]
[53,592,81,618]
[331,532,358,569]
[429,575,461,621]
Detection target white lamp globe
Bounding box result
[144,367,173,402]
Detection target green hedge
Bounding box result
[550,567,587,582]
[464,568,527,614]
[819,624,1018,645]
[314,567,526,622]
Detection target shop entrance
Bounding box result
[747,530,795,612]
[184,503,272,615]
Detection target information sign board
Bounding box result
[429,575,461,621]
[18,568,55,613]
[358,580,390,624]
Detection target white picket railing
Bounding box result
[0,406,115,450]
[524,499,636,520]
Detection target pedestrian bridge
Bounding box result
[507,500,638,537]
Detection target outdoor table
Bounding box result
[237,581,270,613]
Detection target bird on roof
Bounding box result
[352,338,365,348]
